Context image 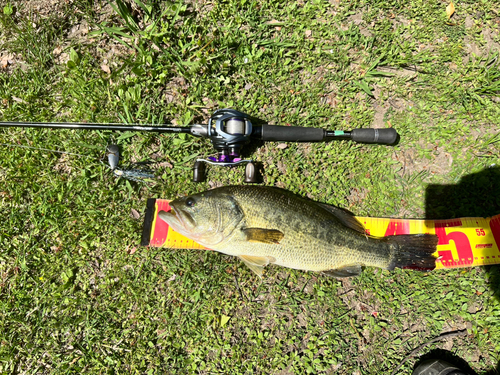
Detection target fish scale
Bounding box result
[216,186,393,271]
[158,185,438,277]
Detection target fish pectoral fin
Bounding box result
[242,228,284,244]
[319,203,366,234]
[240,255,275,266]
[322,265,362,278]
[238,255,276,278]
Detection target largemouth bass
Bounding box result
[158,186,438,277]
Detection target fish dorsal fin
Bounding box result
[322,265,362,278]
[242,228,284,244]
[238,255,276,278]
[319,203,366,234]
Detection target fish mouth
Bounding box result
[158,205,195,237]
[158,203,226,247]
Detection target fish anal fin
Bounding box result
[238,255,276,278]
[319,203,366,234]
[322,265,362,278]
[243,228,284,244]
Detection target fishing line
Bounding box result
[0,143,155,182]
[0,142,156,182]
[0,142,94,158]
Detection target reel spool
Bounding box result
[194,109,258,183]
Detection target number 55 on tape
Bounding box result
[358,215,500,269]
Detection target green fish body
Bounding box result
[159,186,438,277]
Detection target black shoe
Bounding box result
[412,359,468,375]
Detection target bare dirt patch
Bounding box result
[393,147,454,179]
[12,0,68,19]
[463,27,500,64]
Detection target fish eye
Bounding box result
[186,198,196,207]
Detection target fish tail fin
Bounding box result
[386,234,439,271]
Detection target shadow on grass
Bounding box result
[424,167,500,374]
[425,165,500,293]
[425,166,500,220]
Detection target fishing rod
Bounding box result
[0,108,398,183]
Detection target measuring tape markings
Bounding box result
[358,216,500,269]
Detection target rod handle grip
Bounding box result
[351,128,398,144]
[259,124,325,142]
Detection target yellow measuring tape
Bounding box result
[144,199,500,270]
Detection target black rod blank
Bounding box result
[0,121,192,134]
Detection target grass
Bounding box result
[0,0,500,373]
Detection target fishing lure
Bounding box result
[106,144,155,182]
